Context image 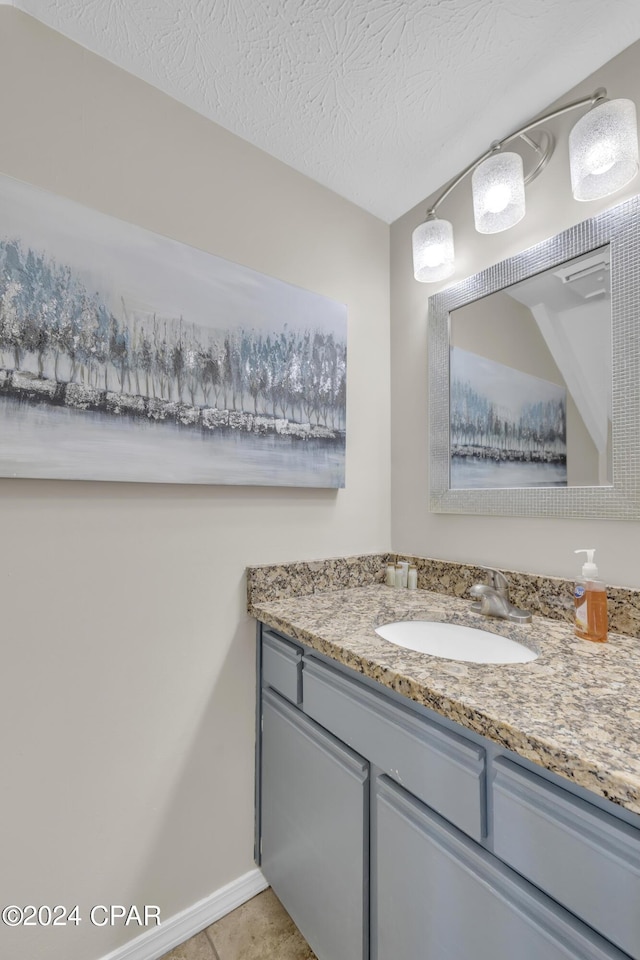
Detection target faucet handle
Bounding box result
[481,567,510,598]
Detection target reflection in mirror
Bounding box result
[449,246,611,490]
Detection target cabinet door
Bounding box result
[492,756,640,959]
[261,687,368,960]
[373,776,630,960]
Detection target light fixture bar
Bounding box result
[413,86,638,283]
[426,88,607,218]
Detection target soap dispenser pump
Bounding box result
[573,549,608,643]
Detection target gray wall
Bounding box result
[390,40,640,589]
[0,9,390,960]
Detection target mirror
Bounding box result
[428,197,640,518]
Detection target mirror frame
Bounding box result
[428,195,640,519]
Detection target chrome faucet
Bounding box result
[469,568,532,624]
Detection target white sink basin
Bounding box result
[375,620,537,664]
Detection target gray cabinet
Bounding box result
[492,757,640,959]
[260,686,369,960]
[373,775,630,960]
[257,625,638,960]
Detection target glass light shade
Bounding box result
[412,218,455,282]
[569,98,639,201]
[472,152,525,234]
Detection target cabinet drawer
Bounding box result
[262,630,303,704]
[303,655,486,841]
[493,757,640,960]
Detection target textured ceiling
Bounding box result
[8,0,640,222]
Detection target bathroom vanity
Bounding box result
[251,581,640,960]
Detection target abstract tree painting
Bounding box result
[450,347,567,489]
[0,174,347,486]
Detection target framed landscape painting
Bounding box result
[0,174,347,486]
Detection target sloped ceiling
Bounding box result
[7,0,640,222]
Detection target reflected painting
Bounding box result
[0,175,346,486]
[450,347,567,489]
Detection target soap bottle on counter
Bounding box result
[573,549,608,643]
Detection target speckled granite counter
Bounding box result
[249,583,640,815]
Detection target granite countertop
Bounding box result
[249,584,640,815]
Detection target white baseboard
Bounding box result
[99,868,268,960]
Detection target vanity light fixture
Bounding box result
[471,151,526,234]
[569,98,639,200]
[412,88,639,282]
[411,214,455,283]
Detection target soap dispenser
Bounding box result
[573,549,608,643]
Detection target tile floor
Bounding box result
[160,889,317,960]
